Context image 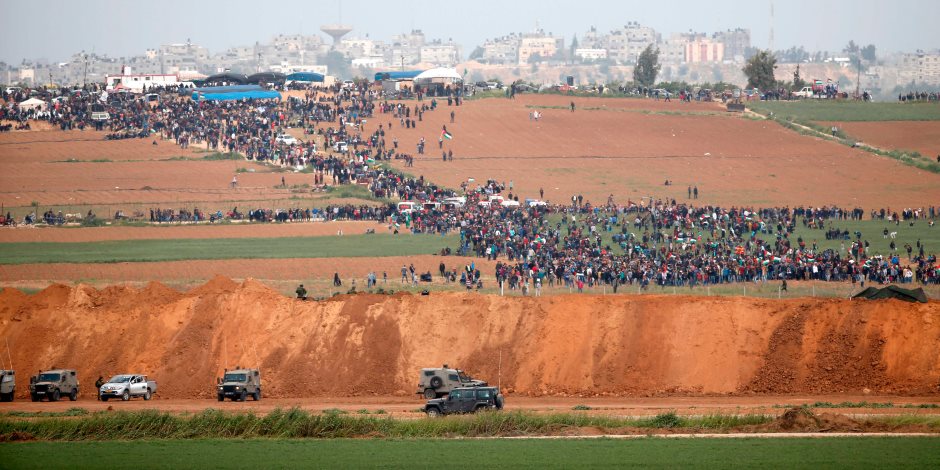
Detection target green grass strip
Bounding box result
[748,101,940,122]
[1,436,939,469]
[0,234,456,265]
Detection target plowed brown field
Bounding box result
[1,278,937,400]
[378,95,940,207]
[826,120,940,158]
[0,256,495,285]
[0,130,320,207]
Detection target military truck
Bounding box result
[216,367,261,402]
[0,370,14,402]
[29,369,79,402]
[423,386,504,417]
[416,365,487,399]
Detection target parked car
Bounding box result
[424,386,504,416]
[416,365,487,399]
[332,141,348,153]
[99,374,158,401]
[275,134,299,145]
[793,86,816,98]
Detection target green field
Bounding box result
[747,101,940,122]
[1,437,938,469]
[0,234,457,264]
[547,215,940,259]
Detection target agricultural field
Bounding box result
[2,437,936,469]
[0,408,938,469]
[747,100,940,122]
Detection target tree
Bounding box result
[843,40,860,55]
[742,50,778,90]
[321,51,352,80]
[633,44,661,88]
[792,63,806,90]
[569,34,579,63]
[861,44,877,62]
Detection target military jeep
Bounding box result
[424,386,504,417]
[29,369,79,402]
[217,368,261,402]
[416,365,487,399]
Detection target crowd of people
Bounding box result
[3,81,938,291]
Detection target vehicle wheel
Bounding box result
[144,389,152,401]
[475,405,486,413]
[429,376,443,389]
[101,396,109,402]
[217,394,224,402]
[423,388,436,399]
[239,390,247,402]
[252,390,260,401]
[31,394,39,402]
[496,394,504,410]
[426,408,441,418]
[121,390,130,401]
[51,390,60,402]
[0,392,10,402]
[69,389,78,401]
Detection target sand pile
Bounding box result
[0,278,938,399]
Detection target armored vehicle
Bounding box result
[0,370,14,402]
[416,365,487,399]
[29,369,79,402]
[217,368,261,402]
[423,386,504,417]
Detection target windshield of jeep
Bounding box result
[37,373,61,382]
[107,375,132,383]
[458,372,471,382]
[223,373,247,383]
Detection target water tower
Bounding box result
[320,25,353,47]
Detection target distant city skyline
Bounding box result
[1,0,938,64]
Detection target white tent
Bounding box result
[17,97,46,111]
[414,68,462,83]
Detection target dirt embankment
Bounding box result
[0,277,938,399]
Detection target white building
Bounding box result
[518,35,560,65]
[420,41,462,67]
[105,66,179,92]
[575,48,608,61]
[482,34,520,64]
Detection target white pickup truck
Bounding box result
[793,87,817,98]
[99,374,158,401]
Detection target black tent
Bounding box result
[852,286,928,303]
[204,73,249,86]
[246,72,286,85]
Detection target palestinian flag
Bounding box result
[442,130,453,140]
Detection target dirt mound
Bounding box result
[1,279,938,399]
[771,407,863,433]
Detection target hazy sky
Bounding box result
[1,0,937,64]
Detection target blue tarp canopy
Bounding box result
[286,72,325,83]
[192,90,282,102]
[193,85,264,94]
[374,70,424,81]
